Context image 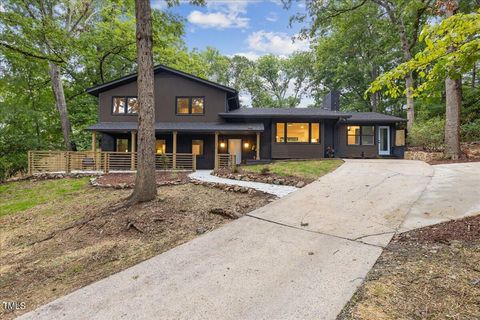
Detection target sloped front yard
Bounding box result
[339,214,480,320]
[0,178,271,319]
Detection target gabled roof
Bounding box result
[86,64,238,97]
[86,121,263,133]
[219,108,351,119]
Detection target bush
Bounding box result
[461,119,480,142]
[260,166,271,175]
[408,118,445,151]
[0,152,27,182]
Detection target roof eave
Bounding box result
[85,64,238,97]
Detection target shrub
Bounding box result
[260,166,271,175]
[408,118,445,151]
[461,119,480,142]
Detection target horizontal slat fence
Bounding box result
[28,151,196,174]
[217,154,236,169]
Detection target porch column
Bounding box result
[173,131,177,169]
[256,132,260,160]
[130,131,136,170]
[91,131,97,152]
[214,131,219,170]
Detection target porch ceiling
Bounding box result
[86,122,264,133]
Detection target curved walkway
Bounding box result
[19,160,480,320]
[189,170,298,198]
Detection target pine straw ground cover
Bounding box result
[339,214,480,320]
[0,178,271,319]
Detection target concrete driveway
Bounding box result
[19,160,480,320]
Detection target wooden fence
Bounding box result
[28,151,196,174]
[217,154,236,170]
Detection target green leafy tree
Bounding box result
[368,5,480,158]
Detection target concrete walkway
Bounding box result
[189,170,298,197]
[19,160,480,320]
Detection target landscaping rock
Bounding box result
[296,181,306,188]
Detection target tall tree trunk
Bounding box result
[444,0,461,159]
[444,77,461,159]
[128,0,156,204]
[48,62,74,150]
[405,73,415,131]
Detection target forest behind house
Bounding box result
[0,0,479,180]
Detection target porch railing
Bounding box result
[217,154,236,170]
[28,151,196,174]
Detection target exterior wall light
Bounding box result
[244,142,250,149]
[220,142,226,148]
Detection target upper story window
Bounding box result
[275,122,321,144]
[347,125,375,146]
[176,97,204,115]
[112,96,138,114]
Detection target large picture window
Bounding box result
[287,123,309,143]
[176,97,204,115]
[276,123,285,143]
[347,126,375,146]
[275,122,321,144]
[112,96,138,114]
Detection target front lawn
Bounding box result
[242,159,343,181]
[0,177,90,218]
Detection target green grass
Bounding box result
[0,177,90,218]
[241,159,343,181]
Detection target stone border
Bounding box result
[189,179,276,199]
[213,170,308,188]
[7,172,101,183]
[89,176,186,190]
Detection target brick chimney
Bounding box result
[321,90,340,111]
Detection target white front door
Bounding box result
[378,126,390,156]
[228,139,242,164]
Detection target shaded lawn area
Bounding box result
[0,178,90,218]
[242,159,343,181]
[0,178,270,319]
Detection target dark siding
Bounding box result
[323,120,335,156]
[271,121,325,159]
[98,71,228,123]
[100,133,115,151]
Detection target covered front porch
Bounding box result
[28,122,264,174]
[90,121,264,170]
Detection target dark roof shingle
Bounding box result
[219,108,351,119]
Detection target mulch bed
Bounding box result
[339,213,480,320]
[396,214,480,244]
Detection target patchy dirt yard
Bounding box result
[0,178,271,319]
[339,214,480,320]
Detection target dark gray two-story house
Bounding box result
[86,64,406,170]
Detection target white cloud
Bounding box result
[231,51,262,61]
[265,12,278,22]
[247,30,309,55]
[151,0,167,10]
[187,1,250,29]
